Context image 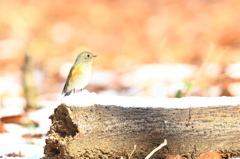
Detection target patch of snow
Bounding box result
[120,64,197,87]
[28,105,56,134]
[0,76,22,96]
[0,97,26,116]
[225,63,240,79]
[4,124,31,136]
[0,133,26,145]
[229,83,240,96]
[0,142,44,159]
[61,89,240,108]
[98,89,119,96]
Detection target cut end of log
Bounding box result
[42,104,125,158]
[44,104,79,158]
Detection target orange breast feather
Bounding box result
[70,65,82,81]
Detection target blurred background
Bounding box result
[1,0,240,158]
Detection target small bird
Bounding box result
[62,51,97,96]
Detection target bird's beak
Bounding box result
[93,55,97,57]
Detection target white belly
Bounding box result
[69,69,92,89]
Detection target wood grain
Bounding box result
[43,103,240,159]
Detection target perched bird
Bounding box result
[62,51,97,96]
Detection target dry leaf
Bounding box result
[197,151,222,159]
[0,123,8,133]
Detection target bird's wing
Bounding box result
[62,65,75,94]
[62,64,83,94]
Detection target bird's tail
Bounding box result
[64,90,72,96]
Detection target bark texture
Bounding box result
[43,104,240,159]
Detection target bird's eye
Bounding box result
[87,54,90,58]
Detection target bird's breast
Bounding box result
[68,64,93,89]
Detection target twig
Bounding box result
[145,139,167,159]
[129,145,136,159]
[185,43,215,97]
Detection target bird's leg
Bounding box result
[74,88,76,93]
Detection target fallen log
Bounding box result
[42,94,240,159]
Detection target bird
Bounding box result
[62,51,97,96]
